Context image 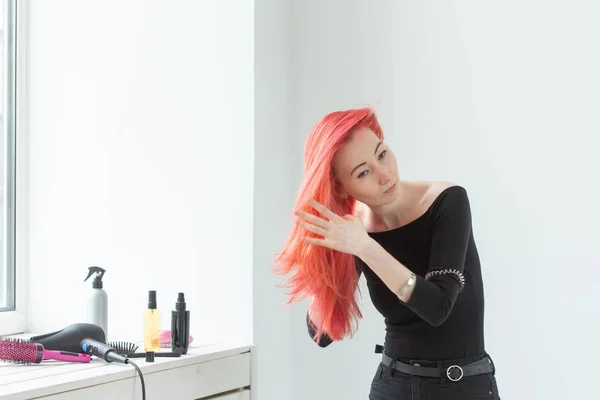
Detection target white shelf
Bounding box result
[0,337,255,400]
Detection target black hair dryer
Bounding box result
[29,323,106,353]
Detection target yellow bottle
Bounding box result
[144,290,161,352]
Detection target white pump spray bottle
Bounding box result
[84,266,108,341]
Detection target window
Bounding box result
[1,0,17,315]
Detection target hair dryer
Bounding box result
[29,323,106,353]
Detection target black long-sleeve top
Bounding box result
[306,185,486,361]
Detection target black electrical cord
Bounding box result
[80,339,146,400]
[126,359,146,400]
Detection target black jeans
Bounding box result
[369,355,501,399]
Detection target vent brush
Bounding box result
[107,341,139,355]
[0,337,91,364]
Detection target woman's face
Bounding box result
[333,128,399,207]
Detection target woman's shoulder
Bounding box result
[423,181,471,219]
[423,181,466,203]
[403,180,462,208]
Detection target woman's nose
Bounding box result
[378,170,393,185]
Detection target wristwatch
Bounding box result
[395,273,416,298]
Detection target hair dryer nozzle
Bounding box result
[80,338,128,364]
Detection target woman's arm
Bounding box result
[356,186,471,327]
[356,239,417,301]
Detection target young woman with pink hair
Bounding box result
[274,107,501,399]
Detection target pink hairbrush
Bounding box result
[0,337,91,364]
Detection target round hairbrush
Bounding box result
[0,337,91,364]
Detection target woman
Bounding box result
[274,107,501,399]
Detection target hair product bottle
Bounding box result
[83,266,109,341]
[171,292,190,354]
[143,290,161,352]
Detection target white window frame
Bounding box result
[0,0,25,336]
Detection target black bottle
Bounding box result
[171,292,190,354]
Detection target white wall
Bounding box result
[285,1,600,400]
[253,1,293,400]
[23,0,254,346]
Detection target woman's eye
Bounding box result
[358,170,369,178]
[378,150,387,160]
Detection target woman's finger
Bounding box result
[296,219,328,237]
[307,199,344,223]
[297,210,330,229]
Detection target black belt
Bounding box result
[375,344,495,382]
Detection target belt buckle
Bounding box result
[446,365,464,382]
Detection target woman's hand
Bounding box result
[295,199,372,256]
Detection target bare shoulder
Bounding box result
[421,181,462,208]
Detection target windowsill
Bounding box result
[0,311,26,336]
[0,333,255,400]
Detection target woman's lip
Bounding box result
[384,183,396,194]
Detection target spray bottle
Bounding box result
[171,292,190,354]
[83,266,108,341]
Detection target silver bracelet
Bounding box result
[395,272,416,298]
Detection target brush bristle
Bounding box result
[0,337,41,364]
[107,341,139,355]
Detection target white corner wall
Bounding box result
[253,0,293,400]
[23,0,254,346]
[286,1,600,400]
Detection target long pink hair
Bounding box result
[273,107,384,342]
